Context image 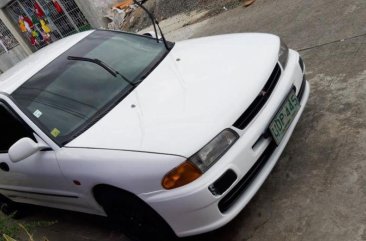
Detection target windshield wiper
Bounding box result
[67,56,136,87]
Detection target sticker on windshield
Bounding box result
[33,109,42,118]
[51,128,61,137]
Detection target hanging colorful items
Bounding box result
[31,15,40,25]
[32,29,43,42]
[30,36,39,46]
[37,30,44,42]
[34,2,45,18]
[41,31,51,44]
[31,29,39,38]
[23,16,34,29]
[40,19,51,33]
[24,21,32,32]
[23,18,33,32]
[52,0,63,14]
[18,16,27,32]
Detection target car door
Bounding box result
[0,101,78,206]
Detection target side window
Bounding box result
[0,103,34,153]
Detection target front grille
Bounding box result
[218,141,277,213]
[233,64,281,130]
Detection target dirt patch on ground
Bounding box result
[121,0,243,31]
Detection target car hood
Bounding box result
[66,33,280,157]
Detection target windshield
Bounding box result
[11,30,169,145]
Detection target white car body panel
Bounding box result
[54,148,185,213]
[67,34,280,157]
[141,50,309,236]
[0,31,310,237]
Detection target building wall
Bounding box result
[0,44,28,72]
[0,0,12,8]
[74,0,120,29]
[0,6,32,72]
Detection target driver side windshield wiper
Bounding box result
[67,56,136,87]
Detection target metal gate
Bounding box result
[0,19,19,54]
[6,0,90,51]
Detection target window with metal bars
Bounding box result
[5,0,90,51]
[0,19,19,55]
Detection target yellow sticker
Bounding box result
[51,128,61,137]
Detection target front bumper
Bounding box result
[140,50,310,237]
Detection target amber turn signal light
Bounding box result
[162,161,203,190]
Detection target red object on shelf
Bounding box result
[23,16,34,28]
[52,0,63,14]
[34,2,45,18]
[30,36,38,46]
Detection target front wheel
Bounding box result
[96,189,176,241]
[0,195,25,219]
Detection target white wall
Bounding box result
[0,0,12,8]
[74,0,121,29]
[0,45,28,72]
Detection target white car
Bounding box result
[0,30,309,240]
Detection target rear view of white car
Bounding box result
[0,11,309,241]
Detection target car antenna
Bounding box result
[133,0,170,50]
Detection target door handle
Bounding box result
[0,162,9,172]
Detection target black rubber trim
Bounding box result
[218,141,277,213]
[233,64,281,130]
[299,57,305,73]
[297,76,306,102]
[0,188,79,199]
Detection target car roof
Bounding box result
[0,30,95,95]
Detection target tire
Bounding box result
[95,187,176,241]
[0,195,25,219]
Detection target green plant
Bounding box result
[0,213,56,241]
[0,214,19,241]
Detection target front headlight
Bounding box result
[162,129,239,190]
[189,129,239,172]
[278,39,289,69]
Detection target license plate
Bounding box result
[269,90,300,145]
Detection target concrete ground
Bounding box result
[21,0,366,240]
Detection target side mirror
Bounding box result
[8,138,49,163]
